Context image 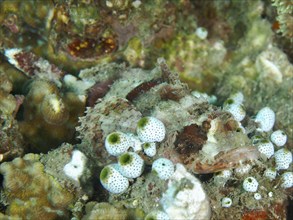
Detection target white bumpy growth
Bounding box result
[63,150,87,181]
[160,163,211,220]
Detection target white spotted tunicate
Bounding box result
[224,103,246,122]
[254,193,262,200]
[105,131,132,156]
[152,158,175,180]
[127,133,143,152]
[218,170,232,178]
[143,142,157,157]
[137,117,166,143]
[280,172,293,188]
[274,148,292,170]
[195,27,208,40]
[270,130,287,147]
[255,107,275,132]
[145,210,170,220]
[256,140,274,159]
[229,91,244,105]
[221,197,232,208]
[100,164,129,194]
[118,152,144,179]
[263,168,277,180]
[243,177,259,192]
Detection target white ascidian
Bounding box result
[256,140,275,159]
[255,107,275,132]
[100,164,129,194]
[118,152,144,179]
[280,172,293,188]
[274,148,292,170]
[137,116,166,142]
[224,103,246,122]
[270,130,287,147]
[243,177,259,192]
[127,133,143,152]
[254,193,262,200]
[63,150,87,181]
[105,131,132,156]
[229,91,244,105]
[263,168,277,180]
[143,142,157,157]
[214,170,232,186]
[218,170,232,179]
[144,210,170,220]
[152,158,175,180]
[221,197,232,208]
[234,164,252,175]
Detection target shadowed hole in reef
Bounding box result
[197,173,214,183]
[288,198,293,220]
[0,174,6,212]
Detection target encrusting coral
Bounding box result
[2,49,87,152]
[0,72,24,161]
[0,153,75,219]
